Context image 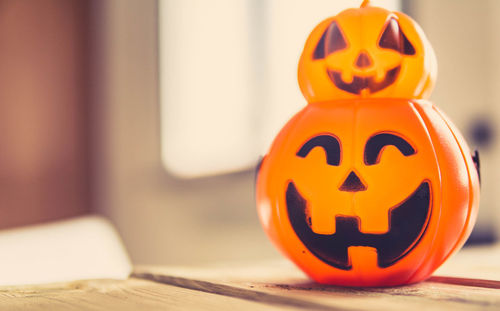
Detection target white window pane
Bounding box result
[160,0,255,178]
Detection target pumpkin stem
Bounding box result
[360,0,370,8]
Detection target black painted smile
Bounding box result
[286,181,431,270]
[327,65,401,95]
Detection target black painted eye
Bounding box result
[364,133,415,165]
[313,22,347,60]
[297,135,341,166]
[378,18,415,55]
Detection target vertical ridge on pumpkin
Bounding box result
[404,101,442,285]
[430,106,480,268]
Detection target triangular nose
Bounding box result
[355,51,373,68]
[339,171,367,192]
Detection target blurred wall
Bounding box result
[0,0,90,228]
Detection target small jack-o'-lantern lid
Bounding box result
[298,0,437,102]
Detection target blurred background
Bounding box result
[0,0,497,266]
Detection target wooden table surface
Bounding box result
[2,244,500,311]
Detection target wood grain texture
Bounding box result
[132,273,340,311]
[0,278,288,311]
[428,276,500,290]
[134,264,500,311]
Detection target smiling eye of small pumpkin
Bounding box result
[297,135,341,166]
[313,22,347,60]
[364,133,415,165]
[378,18,416,56]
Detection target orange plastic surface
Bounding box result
[256,2,479,287]
[297,4,437,102]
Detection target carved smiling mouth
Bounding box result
[327,66,401,95]
[286,181,431,270]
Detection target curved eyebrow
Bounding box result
[364,133,415,165]
[296,135,341,166]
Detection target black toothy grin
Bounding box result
[286,180,431,270]
[327,65,401,95]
